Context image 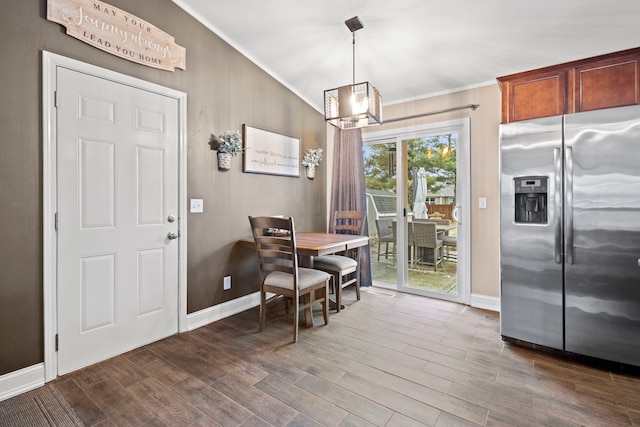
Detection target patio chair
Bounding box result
[313,211,366,312]
[443,235,457,260]
[248,216,331,343]
[375,218,395,261]
[423,219,457,260]
[412,221,443,271]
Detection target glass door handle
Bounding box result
[452,205,461,224]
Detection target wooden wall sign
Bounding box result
[47,0,186,71]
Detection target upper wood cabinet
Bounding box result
[498,48,640,123]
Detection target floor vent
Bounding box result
[365,289,396,297]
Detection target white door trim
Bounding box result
[362,118,471,305]
[42,51,188,382]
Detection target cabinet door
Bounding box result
[501,71,566,123]
[574,55,640,112]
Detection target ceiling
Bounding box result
[173,1,640,113]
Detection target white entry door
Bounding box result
[56,67,179,375]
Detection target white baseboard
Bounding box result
[0,363,45,402]
[470,293,500,312]
[186,292,261,331]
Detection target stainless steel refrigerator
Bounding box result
[500,104,640,367]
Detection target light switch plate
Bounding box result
[479,197,487,209]
[223,276,231,290]
[190,199,204,213]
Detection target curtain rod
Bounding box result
[383,104,480,124]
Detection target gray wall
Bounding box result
[0,0,327,375]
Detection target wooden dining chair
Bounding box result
[248,216,331,342]
[313,211,366,312]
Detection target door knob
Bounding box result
[167,232,178,240]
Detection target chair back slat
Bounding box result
[248,216,298,283]
[333,211,366,236]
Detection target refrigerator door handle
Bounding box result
[565,146,574,265]
[554,147,562,264]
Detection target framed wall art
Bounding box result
[242,125,300,177]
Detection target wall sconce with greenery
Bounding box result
[210,130,243,170]
[301,148,323,179]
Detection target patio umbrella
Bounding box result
[413,167,428,219]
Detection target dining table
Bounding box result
[295,232,369,267]
[392,219,457,236]
[241,231,369,326]
[435,224,456,236]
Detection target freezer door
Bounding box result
[564,105,640,366]
[500,116,564,349]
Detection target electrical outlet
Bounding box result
[223,276,231,290]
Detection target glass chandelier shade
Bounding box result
[324,82,382,129]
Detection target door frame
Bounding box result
[362,119,470,305]
[42,51,188,382]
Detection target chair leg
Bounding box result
[292,294,299,343]
[301,293,314,328]
[321,280,329,325]
[334,272,343,313]
[355,263,361,302]
[259,291,266,332]
[377,241,381,261]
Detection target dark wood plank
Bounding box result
[17,288,640,427]
[96,354,148,388]
[52,378,109,426]
[83,377,165,426]
[336,372,441,425]
[128,377,205,426]
[377,373,487,425]
[172,376,253,426]
[295,374,393,426]
[124,348,191,387]
[211,374,299,426]
[254,374,348,426]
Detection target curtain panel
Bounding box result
[330,128,372,287]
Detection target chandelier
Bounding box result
[324,16,382,130]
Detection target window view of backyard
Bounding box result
[364,134,459,296]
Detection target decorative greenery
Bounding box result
[364,134,457,204]
[301,148,323,167]
[211,130,243,157]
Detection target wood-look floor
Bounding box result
[49,288,640,426]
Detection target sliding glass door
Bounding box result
[363,120,469,304]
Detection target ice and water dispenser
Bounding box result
[514,176,548,224]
